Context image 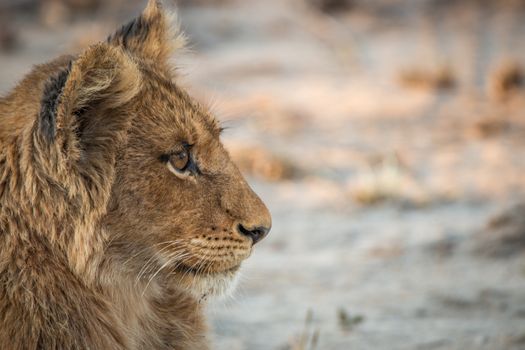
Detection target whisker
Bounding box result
[122,240,181,268]
[135,240,186,284]
[141,249,192,296]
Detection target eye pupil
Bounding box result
[171,150,190,171]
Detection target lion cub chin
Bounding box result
[0,0,271,349]
[187,269,242,302]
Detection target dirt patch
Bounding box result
[306,0,354,14]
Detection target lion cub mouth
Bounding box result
[175,263,240,277]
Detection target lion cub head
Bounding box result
[25,0,271,299]
[103,1,271,298]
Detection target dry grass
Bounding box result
[177,0,233,7]
[349,154,403,205]
[39,0,101,27]
[349,153,424,205]
[469,117,510,139]
[337,307,364,333]
[228,143,298,181]
[286,310,320,350]
[0,22,17,52]
[398,64,455,91]
[473,202,525,258]
[487,61,524,102]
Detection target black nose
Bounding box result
[237,224,270,245]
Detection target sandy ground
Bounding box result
[1,0,525,349]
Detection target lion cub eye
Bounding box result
[161,144,200,179]
[170,150,190,171]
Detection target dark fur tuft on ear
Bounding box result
[108,16,150,50]
[35,43,141,155]
[107,0,185,65]
[39,65,71,141]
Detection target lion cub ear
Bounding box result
[38,43,141,151]
[107,0,185,65]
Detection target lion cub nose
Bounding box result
[237,224,270,245]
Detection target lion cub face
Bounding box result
[105,72,271,297]
[99,1,271,298]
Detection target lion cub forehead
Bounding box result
[135,70,222,146]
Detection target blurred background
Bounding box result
[1,0,525,349]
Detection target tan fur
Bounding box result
[0,1,271,349]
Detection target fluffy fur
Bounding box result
[0,1,271,349]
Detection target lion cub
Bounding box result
[0,1,271,349]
